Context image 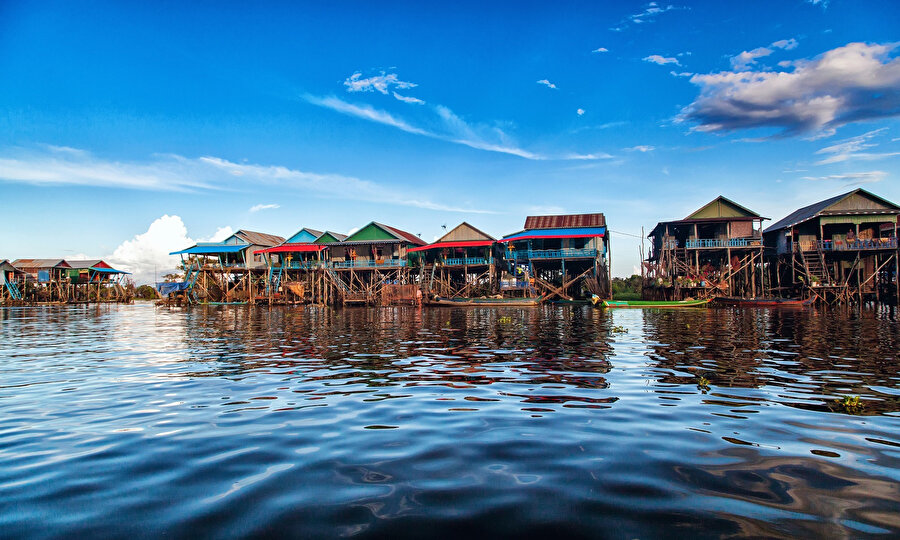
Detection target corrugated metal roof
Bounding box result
[764,188,900,233]
[501,226,606,242]
[436,222,496,243]
[255,244,325,254]
[685,196,763,219]
[65,259,103,269]
[0,260,23,273]
[327,239,401,246]
[12,259,70,269]
[408,240,494,252]
[169,245,248,255]
[374,222,428,246]
[234,229,285,246]
[524,213,606,229]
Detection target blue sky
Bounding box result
[1,0,899,281]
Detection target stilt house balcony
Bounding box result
[442,257,493,266]
[331,259,408,269]
[684,237,762,248]
[508,248,598,260]
[281,260,327,270]
[792,237,897,252]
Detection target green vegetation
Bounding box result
[834,395,865,414]
[611,275,642,301]
[697,376,711,392]
[134,285,158,299]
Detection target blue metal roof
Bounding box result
[170,244,248,255]
[502,226,606,241]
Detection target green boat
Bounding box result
[599,298,712,308]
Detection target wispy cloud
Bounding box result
[730,38,799,70]
[625,145,655,152]
[814,128,899,164]
[801,170,887,186]
[0,145,496,214]
[0,145,212,192]
[680,42,900,136]
[537,79,558,89]
[577,108,585,116]
[644,55,679,66]
[304,94,611,161]
[344,71,423,104]
[392,92,424,104]
[670,71,693,77]
[592,47,609,53]
[611,2,683,31]
[304,94,428,136]
[249,203,280,212]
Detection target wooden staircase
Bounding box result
[800,248,830,284]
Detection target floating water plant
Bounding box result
[498,316,512,324]
[697,376,711,391]
[834,395,865,414]
[611,325,628,333]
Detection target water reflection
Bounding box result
[0,303,898,538]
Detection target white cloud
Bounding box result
[625,145,655,152]
[107,216,193,284]
[392,92,424,104]
[644,55,679,66]
[612,2,682,30]
[563,152,615,160]
[670,71,693,77]
[303,94,428,136]
[680,42,900,136]
[731,47,773,70]
[814,128,900,164]
[0,144,496,214]
[577,108,585,116]
[249,203,280,212]
[771,38,799,51]
[801,170,887,185]
[592,47,609,53]
[106,217,236,285]
[344,71,423,104]
[0,146,212,192]
[537,79,558,89]
[730,38,799,70]
[205,226,234,242]
[305,94,611,161]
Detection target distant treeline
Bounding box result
[611,275,642,301]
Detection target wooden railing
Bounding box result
[684,238,760,248]
[331,259,408,269]
[508,248,598,260]
[443,257,493,266]
[793,237,897,252]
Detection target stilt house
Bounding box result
[499,213,610,300]
[763,188,900,305]
[644,196,766,300]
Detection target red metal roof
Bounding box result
[254,244,325,254]
[408,240,494,252]
[379,223,428,246]
[524,213,606,229]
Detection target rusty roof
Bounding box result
[524,213,606,230]
[376,222,428,246]
[12,259,71,269]
[233,230,286,246]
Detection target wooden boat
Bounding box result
[428,296,542,307]
[601,298,712,309]
[714,297,812,307]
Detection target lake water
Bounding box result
[1,304,899,538]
